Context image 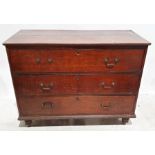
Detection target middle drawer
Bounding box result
[14,74,140,96]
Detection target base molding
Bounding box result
[19,114,136,121]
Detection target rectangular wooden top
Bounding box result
[3,30,151,46]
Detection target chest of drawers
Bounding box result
[3,30,150,126]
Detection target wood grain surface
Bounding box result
[4,30,150,125]
[18,96,136,116]
[8,47,145,73]
[3,30,150,45]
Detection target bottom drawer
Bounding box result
[18,96,136,116]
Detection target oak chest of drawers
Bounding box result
[3,30,151,126]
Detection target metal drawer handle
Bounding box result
[47,58,53,64]
[75,49,80,56]
[100,82,115,89]
[35,58,41,64]
[104,57,119,68]
[40,83,54,91]
[100,103,111,109]
[42,102,53,109]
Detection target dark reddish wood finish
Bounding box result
[14,75,78,95]
[3,30,150,126]
[78,74,139,94]
[13,74,139,96]
[18,96,136,116]
[3,30,150,45]
[8,48,145,73]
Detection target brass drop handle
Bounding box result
[100,82,115,89]
[42,102,53,109]
[40,83,54,91]
[104,58,119,68]
[35,58,41,64]
[47,58,53,64]
[75,49,80,56]
[100,103,111,109]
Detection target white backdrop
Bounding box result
[0,0,155,154]
[0,24,155,101]
[0,24,155,130]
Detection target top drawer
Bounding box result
[8,47,145,73]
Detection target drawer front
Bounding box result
[18,96,136,116]
[78,74,140,94]
[9,48,145,73]
[14,74,139,96]
[14,75,78,95]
